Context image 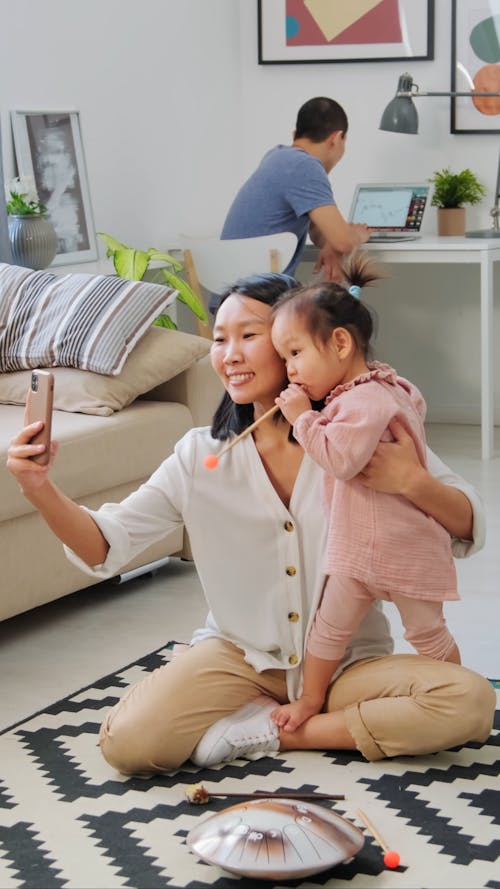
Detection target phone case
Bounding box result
[26,370,54,465]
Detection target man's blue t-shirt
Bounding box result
[221,145,335,275]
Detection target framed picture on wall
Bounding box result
[10,110,98,264]
[258,0,434,64]
[451,0,500,134]
[0,122,12,263]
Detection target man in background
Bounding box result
[221,96,370,283]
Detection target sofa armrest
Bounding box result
[140,353,223,427]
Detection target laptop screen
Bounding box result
[349,184,430,233]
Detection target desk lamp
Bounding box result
[380,73,500,239]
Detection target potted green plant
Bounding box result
[428,167,487,236]
[97,232,208,330]
[6,176,58,269]
[6,178,47,216]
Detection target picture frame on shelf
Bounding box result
[0,121,12,263]
[258,0,434,65]
[451,0,500,134]
[10,110,98,265]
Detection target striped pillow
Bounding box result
[0,263,178,375]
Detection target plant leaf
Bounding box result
[96,232,208,325]
[97,233,149,280]
[160,269,208,321]
[147,248,183,271]
[97,232,125,256]
[153,313,177,329]
[6,190,46,215]
[428,168,487,208]
[113,248,150,281]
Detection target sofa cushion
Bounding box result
[0,262,178,375]
[0,326,212,416]
[1,400,194,522]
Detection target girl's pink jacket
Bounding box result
[293,362,458,601]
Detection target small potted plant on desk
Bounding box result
[429,167,487,236]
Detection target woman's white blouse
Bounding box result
[65,426,485,700]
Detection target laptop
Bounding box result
[349,183,430,241]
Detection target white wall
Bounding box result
[1,0,499,423]
[0,0,243,246]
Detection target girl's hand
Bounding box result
[356,418,423,496]
[7,422,58,493]
[275,384,312,425]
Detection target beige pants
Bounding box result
[99,638,496,775]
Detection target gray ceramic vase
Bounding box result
[8,214,58,270]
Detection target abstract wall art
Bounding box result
[451,0,500,133]
[258,0,434,64]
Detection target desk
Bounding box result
[304,237,500,459]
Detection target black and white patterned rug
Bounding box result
[1,642,499,889]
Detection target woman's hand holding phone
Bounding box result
[7,370,58,494]
[7,421,59,492]
[7,371,108,566]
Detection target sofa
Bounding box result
[0,263,222,622]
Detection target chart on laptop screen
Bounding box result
[350,184,429,232]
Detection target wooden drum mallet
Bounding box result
[204,404,279,469]
[356,809,401,869]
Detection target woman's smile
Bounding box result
[226,371,254,382]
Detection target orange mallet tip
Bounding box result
[383,851,400,869]
[204,454,219,470]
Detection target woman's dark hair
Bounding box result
[211,272,299,441]
[295,97,348,142]
[271,252,381,359]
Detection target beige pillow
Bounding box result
[0,326,211,416]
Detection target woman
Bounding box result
[7,273,495,775]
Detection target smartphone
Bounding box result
[25,370,54,465]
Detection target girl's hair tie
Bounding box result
[348,284,361,299]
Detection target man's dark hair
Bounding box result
[295,96,348,142]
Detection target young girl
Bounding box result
[270,255,462,734]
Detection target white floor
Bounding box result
[1,423,499,732]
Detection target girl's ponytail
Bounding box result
[341,250,384,296]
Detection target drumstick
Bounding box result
[356,809,401,869]
[185,783,345,804]
[204,404,279,469]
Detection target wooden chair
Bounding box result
[179,233,298,338]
